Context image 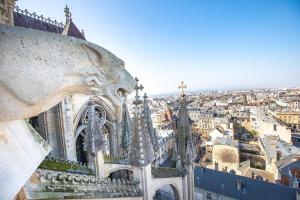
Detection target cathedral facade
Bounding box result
[0,1,195,199]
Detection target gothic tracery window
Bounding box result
[75,102,116,166]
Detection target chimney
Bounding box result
[289,168,293,177]
[276,151,282,161]
[251,171,255,179]
[294,179,299,188]
[236,178,241,191]
[224,166,228,172]
[214,162,219,171]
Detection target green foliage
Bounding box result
[104,154,126,163]
[151,167,182,178]
[38,159,93,175]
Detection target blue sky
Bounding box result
[18,0,300,94]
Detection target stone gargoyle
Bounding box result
[0,24,136,200]
[0,24,136,122]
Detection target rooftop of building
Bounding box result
[213,137,239,148]
[195,166,300,200]
[277,156,300,176]
[238,161,275,182]
[259,135,300,161]
[276,111,300,115]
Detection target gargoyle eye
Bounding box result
[117,88,126,97]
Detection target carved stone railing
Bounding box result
[104,154,128,164]
[14,6,64,27]
[151,167,182,178]
[38,155,93,175]
[27,169,142,199]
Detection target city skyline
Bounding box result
[2,1,300,198]
[17,0,300,94]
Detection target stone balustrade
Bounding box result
[28,169,142,199]
[14,6,64,27]
[38,155,93,175]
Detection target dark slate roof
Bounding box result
[65,21,85,40]
[194,166,299,200]
[280,160,300,176]
[13,11,85,40]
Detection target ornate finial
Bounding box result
[133,77,144,105]
[134,77,144,96]
[64,5,71,24]
[178,81,187,96]
[143,93,148,99]
[81,29,85,37]
[24,9,29,16]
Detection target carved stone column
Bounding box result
[62,96,77,161]
[114,103,123,156]
[0,0,15,25]
[42,104,66,158]
[109,125,118,156]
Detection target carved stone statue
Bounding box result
[0,24,136,122]
[0,24,136,200]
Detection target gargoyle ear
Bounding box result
[81,43,107,67]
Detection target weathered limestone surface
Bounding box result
[0,120,51,200]
[0,24,136,122]
[24,169,142,199]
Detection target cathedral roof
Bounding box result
[13,6,85,40]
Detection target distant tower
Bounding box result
[176,81,195,200]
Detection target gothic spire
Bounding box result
[176,81,195,170]
[128,78,154,167]
[120,100,131,155]
[143,93,158,151]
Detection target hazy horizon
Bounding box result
[17,0,300,95]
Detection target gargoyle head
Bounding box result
[81,43,136,107]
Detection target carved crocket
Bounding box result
[0,24,136,122]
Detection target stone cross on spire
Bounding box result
[64,5,72,24]
[178,81,187,96]
[133,77,144,106]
